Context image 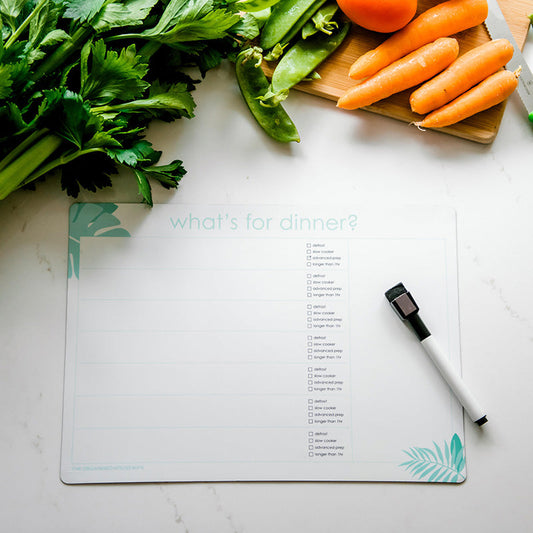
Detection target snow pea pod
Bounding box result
[236,0,281,11]
[251,8,272,29]
[260,0,320,50]
[235,48,300,143]
[271,21,350,93]
[278,0,328,46]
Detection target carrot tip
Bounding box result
[411,121,426,131]
[336,97,351,109]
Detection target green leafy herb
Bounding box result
[0,0,256,205]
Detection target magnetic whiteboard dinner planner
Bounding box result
[61,203,466,484]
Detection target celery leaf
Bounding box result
[0,64,13,98]
[0,0,26,20]
[63,0,107,23]
[80,40,150,105]
[140,0,241,43]
[92,82,196,121]
[133,167,152,205]
[92,0,159,32]
[107,139,159,167]
[61,151,116,197]
[142,159,186,189]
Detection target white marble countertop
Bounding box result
[2,28,533,533]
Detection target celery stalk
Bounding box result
[21,147,106,187]
[0,129,49,173]
[31,25,94,81]
[0,134,63,200]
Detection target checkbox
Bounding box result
[308,386,313,391]
[308,379,313,384]
[306,243,311,248]
[308,445,314,450]
[307,293,312,297]
[308,399,313,403]
[307,255,311,260]
[308,367,312,371]
[307,262,311,267]
[307,304,312,309]
[307,324,312,328]
[308,405,313,411]
[309,452,314,457]
[308,355,312,359]
[308,419,313,424]
[308,438,314,443]
[307,336,312,340]
[307,340,312,345]
[307,348,312,353]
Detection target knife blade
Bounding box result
[484,0,533,115]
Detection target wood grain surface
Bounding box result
[264,0,533,143]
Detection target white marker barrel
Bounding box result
[421,335,487,425]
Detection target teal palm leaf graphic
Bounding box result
[400,433,466,483]
[68,203,130,279]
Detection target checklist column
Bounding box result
[302,240,351,461]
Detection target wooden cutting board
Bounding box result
[264,0,533,143]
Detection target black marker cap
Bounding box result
[385,283,419,319]
[385,282,430,341]
[475,416,488,426]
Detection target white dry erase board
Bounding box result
[61,203,466,484]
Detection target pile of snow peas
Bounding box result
[235,0,351,143]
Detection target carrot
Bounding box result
[348,0,488,80]
[337,38,459,110]
[414,68,520,128]
[410,39,514,114]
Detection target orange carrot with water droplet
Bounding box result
[410,39,514,115]
[337,38,459,110]
[414,68,520,128]
[349,0,488,81]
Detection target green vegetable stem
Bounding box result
[235,47,300,143]
[302,3,340,39]
[0,0,259,205]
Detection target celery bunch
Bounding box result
[0,0,258,205]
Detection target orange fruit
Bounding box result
[336,0,418,33]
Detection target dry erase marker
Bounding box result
[385,282,487,426]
